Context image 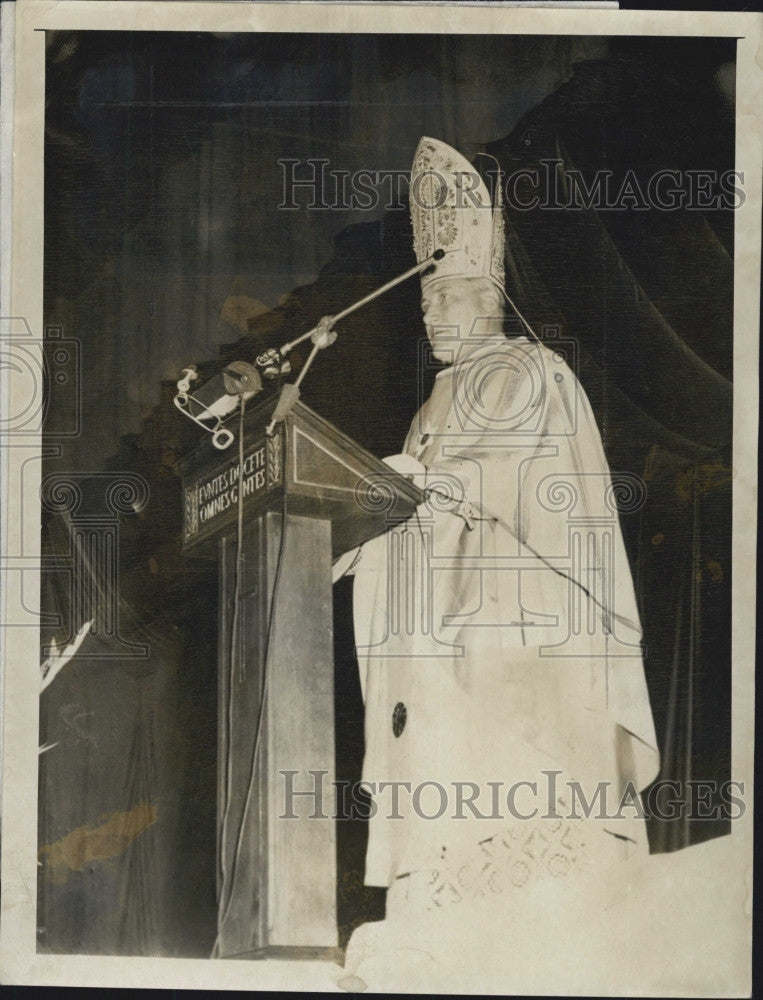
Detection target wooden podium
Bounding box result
[179,393,422,959]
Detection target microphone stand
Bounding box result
[265,249,444,435]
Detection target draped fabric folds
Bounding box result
[351,337,660,887]
[38,493,219,955]
[484,59,733,851]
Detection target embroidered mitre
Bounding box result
[409,136,505,294]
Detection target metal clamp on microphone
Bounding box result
[255,347,292,381]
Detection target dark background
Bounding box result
[39,30,735,958]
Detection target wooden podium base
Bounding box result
[217,511,337,956]
[179,396,422,958]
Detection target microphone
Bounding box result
[176,361,262,425]
[222,360,262,397]
[421,247,445,281]
[174,360,264,449]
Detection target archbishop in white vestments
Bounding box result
[338,137,660,992]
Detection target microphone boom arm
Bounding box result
[265,249,444,434]
[278,249,445,357]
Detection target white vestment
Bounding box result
[351,335,660,888]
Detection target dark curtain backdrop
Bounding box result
[39,31,734,957]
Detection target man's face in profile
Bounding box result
[420,276,500,363]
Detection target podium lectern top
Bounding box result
[179,394,423,558]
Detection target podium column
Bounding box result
[217,509,337,957]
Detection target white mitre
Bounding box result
[409,135,505,295]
